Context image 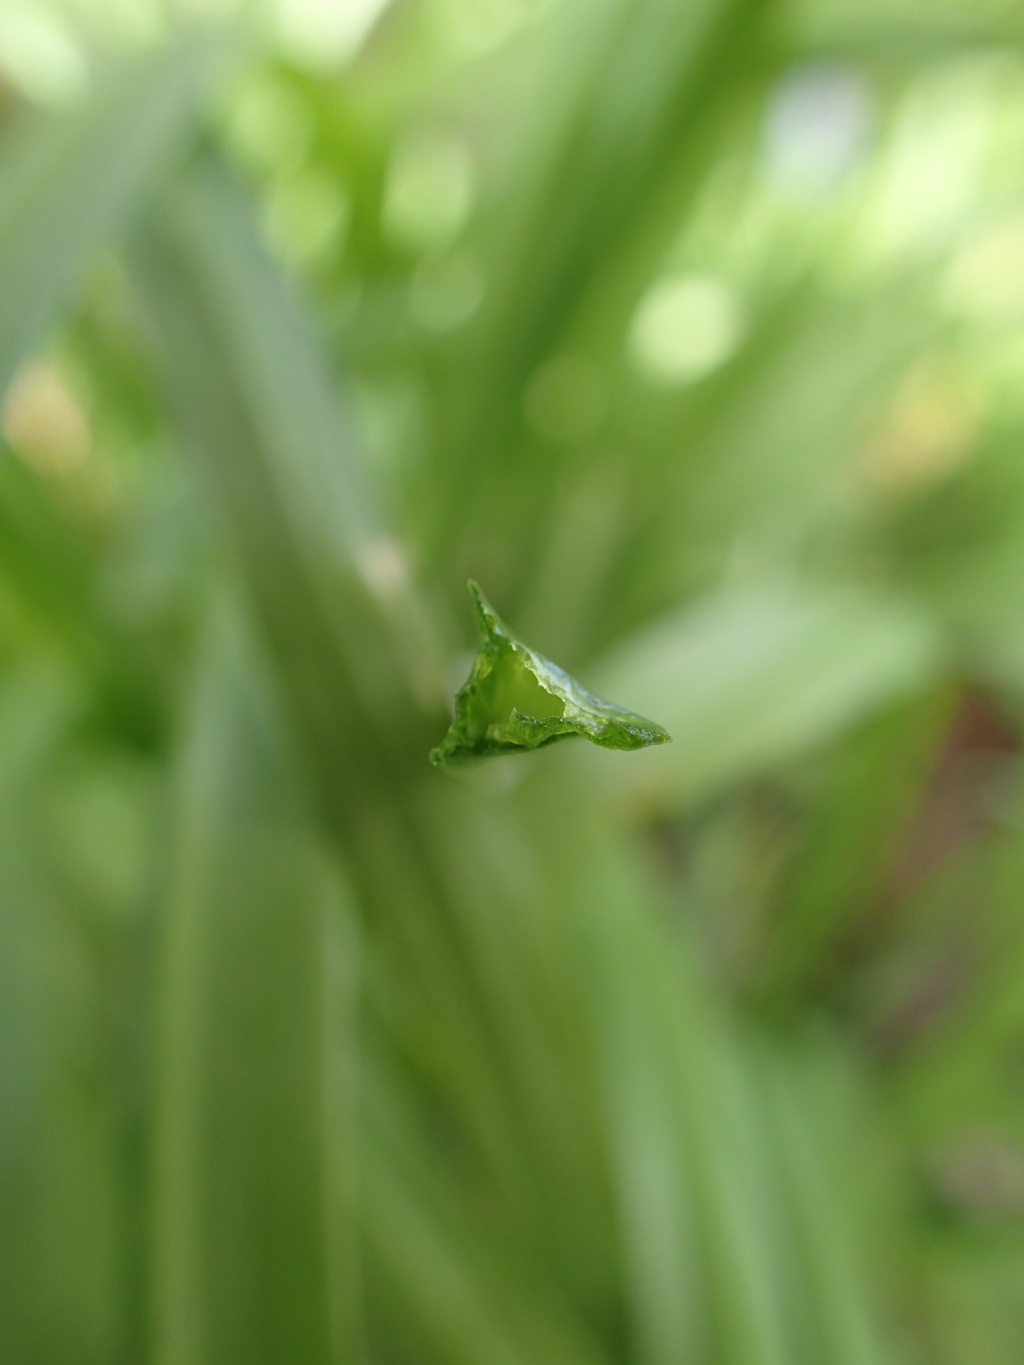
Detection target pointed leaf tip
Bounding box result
[429,581,671,769]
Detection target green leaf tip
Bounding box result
[429,581,671,768]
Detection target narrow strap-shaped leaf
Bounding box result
[0,31,221,402]
[151,601,354,1365]
[130,156,441,798]
[755,1045,889,1365]
[363,1146,610,1365]
[428,0,773,552]
[581,849,790,1365]
[0,675,125,1365]
[589,581,941,803]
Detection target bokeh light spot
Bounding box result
[764,62,871,197]
[629,274,742,385]
[945,211,1024,322]
[3,362,91,476]
[856,358,983,494]
[224,77,314,178]
[272,0,391,68]
[0,4,86,107]
[264,169,350,270]
[383,131,475,254]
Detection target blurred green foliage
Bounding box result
[7,1,1024,1363]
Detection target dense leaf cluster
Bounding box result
[4,4,1024,1365]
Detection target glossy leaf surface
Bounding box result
[431,582,670,766]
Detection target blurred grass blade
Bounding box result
[0,674,124,1365]
[761,692,953,1008]
[0,454,166,748]
[591,581,942,803]
[587,883,704,1365]
[151,602,352,1365]
[0,33,220,402]
[429,0,773,549]
[364,1145,608,1365]
[577,836,890,1365]
[584,850,790,1365]
[130,156,440,795]
[757,1044,890,1365]
[361,1015,611,1365]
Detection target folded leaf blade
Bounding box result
[431,581,670,766]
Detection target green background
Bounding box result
[5,1,1024,1361]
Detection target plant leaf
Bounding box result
[151,600,354,1365]
[130,154,441,792]
[430,582,670,767]
[0,32,221,405]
